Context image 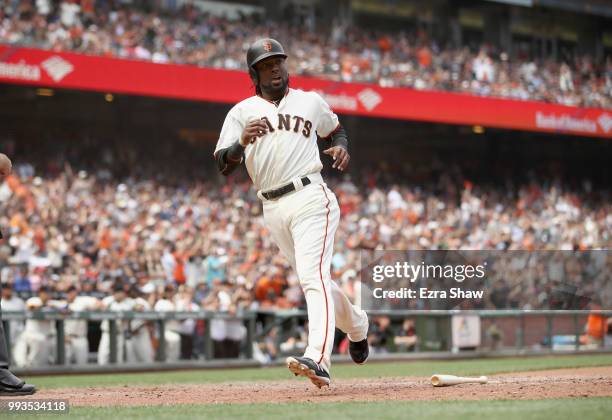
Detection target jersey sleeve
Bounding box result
[214,108,244,156]
[101,295,114,308]
[81,296,99,310]
[26,297,42,309]
[314,93,340,139]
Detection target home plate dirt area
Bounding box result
[18,366,612,406]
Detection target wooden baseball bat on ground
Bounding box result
[430,374,488,387]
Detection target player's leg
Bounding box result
[330,280,369,341]
[65,341,74,364]
[117,333,125,363]
[330,280,370,363]
[28,333,49,366]
[137,331,154,363]
[264,199,331,384]
[125,337,136,363]
[73,337,89,365]
[12,332,28,367]
[165,331,181,362]
[263,188,336,386]
[289,184,339,375]
[97,332,109,365]
[262,201,297,270]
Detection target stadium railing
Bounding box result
[3,309,611,374]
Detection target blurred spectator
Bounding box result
[64,285,99,365]
[174,285,200,360]
[153,284,181,362]
[473,48,495,83]
[97,282,132,365]
[485,322,504,351]
[125,284,154,363]
[280,323,308,355]
[203,279,246,359]
[13,286,58,367]
[13,267,31,295]
[0,2,609,108]
[605,319,612,349]
[394,319,417,351]
[581,300,607,347]
[368,316,394,353]
[254,325,279,364]
[559,62,574,94]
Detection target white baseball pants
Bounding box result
[162,330,181,362]
[97,332,125,364]
[13,331,54,367]
[126,330,154,363]
[66,336,89,365]
[262,176,368,373]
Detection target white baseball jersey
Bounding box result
[100,296,133,333]
[24,298,64,336]
[65,296,99,337]
[154,298,181,333]
[174,299,199,335]
[125,296,154,364]
[129,296,152,331]
[215,88,339,191]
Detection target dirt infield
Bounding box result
[19,366,612,406]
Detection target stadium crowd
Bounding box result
[0,0,611,108]
[0,132,610,365]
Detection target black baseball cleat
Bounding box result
[348,338,369,364]
[286,356,330,388]
[0,369,36,396]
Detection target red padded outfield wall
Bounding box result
[1,45,610,138]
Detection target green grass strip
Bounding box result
[7,398,612,420]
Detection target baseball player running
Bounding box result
[214,38,369,388]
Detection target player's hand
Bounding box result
[0,153,12,178]
[323,146,350,171]
[240,120,268,146]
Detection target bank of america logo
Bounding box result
[357,88,382,111]
[598,113,612,133]
[41,56,74,82]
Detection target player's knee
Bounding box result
[296,273,332,293]
[297,266,332,282]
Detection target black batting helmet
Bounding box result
[246,38,287,84]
